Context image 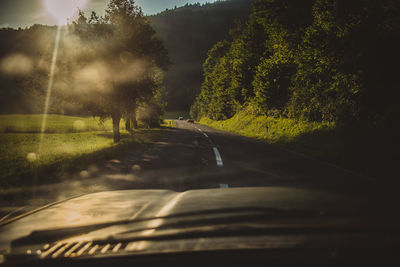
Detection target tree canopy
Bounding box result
[69,0,169,141]
[191,0,400,128]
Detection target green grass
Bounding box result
[1,132,114,179]
[199,109,334,143]
[0,114,162,189]
[0,114,113,133]
[199,109,398,182]
[162,119,177,128]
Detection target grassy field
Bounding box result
[199,109,398,182]
[0,114,160,189]
[0,114,113,133]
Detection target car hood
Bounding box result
[0,186,395,258]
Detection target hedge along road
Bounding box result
[0,119,391,221]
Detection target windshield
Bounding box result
[0,0,399,262]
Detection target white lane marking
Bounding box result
[213,147,223,167]
[220,184,229,188]
[192,124,220,166]
[194,125,202,132]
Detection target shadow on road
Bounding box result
[0,123,395,220]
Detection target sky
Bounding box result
[0,0,219,29]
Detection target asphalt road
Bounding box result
[170,120,378,192]
[0,120,387,220]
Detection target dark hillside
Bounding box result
[149,0,251,111]
[0,25,57,114]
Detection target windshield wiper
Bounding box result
[12,207,319,247]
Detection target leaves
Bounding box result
[191,0,400,126]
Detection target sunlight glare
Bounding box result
[39,26,62,153]
[73,120,86,131]
[44,0,87,25]
[26,153,38,163]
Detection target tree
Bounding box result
[192,0,400,126]
[71,0,169,142]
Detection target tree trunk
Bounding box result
[125,114,131,132]
[112,115,121,143]
[132,109,138,129]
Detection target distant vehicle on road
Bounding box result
[187,119,194,123]
[178,117,184,120]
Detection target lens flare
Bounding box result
[73,120,86,131]
[39,26,62,154]
[0,54,33,75]
[26,153,38,163]
[44,0,87,25]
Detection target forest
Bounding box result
[191,0,400,129]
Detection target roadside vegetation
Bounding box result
[163,119,177,128]
[191,0,399,126]
[200,107,334,143]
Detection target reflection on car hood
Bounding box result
[0,186,392,254]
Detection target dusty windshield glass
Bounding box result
[0,0,399,259]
